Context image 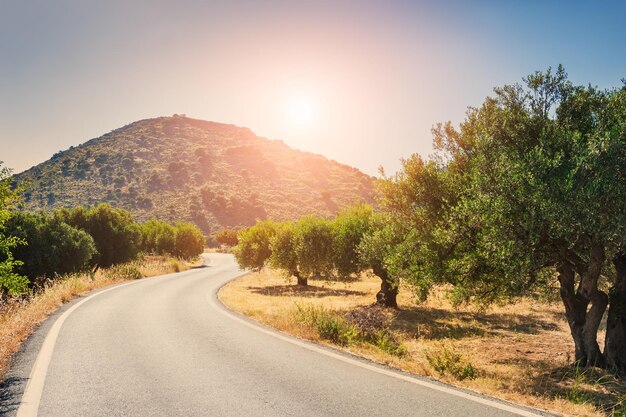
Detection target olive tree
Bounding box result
[411,67,626,372]
[234,220,277,270]
[292,216,334,285]
[268,221,302,284]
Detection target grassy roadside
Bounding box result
[0,254,201,381]
[219,270,626,417]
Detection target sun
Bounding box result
[284,95,319,130]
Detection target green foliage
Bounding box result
[372,68,626,310]
[5,212,97,286]
[0,163,29,296]
[293,216,334,278]
[425,343,478,381]
[268,221,299,275]
[213,228,239,247]
[55,204,140,268]
[105,263,143,281]
[294,303,406,355]
[294,304,359,346]
[173,222,205,259]
[140,219,204,259]
[332,204,372,277]
[140,219,176,255]
[234,220,277,270]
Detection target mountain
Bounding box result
[15,115,375,236]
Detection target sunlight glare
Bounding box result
[285,95,319,130]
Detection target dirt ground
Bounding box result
[219,269,626,417]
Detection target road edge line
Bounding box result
[14,253,216,416]
[213,272,553,417]
[15,280,140,417]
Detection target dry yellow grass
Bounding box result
[219,270,626,417]
[0,255,200,381]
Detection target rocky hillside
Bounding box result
[15,115,375,236]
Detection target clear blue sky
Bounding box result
[1,0,624,176]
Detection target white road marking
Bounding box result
[14,256,550,417]
[15,254,218,417]
[16,280,143,417]
[213,275,550,417]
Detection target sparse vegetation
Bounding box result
[425,342,477,381]
[14,116,375,236]
[220,269,626,416]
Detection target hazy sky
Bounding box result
[1,0,624,176]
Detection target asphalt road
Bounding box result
[1,253,552,417]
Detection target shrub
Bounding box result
[105,263,142,281]
[5,212,97,286]
[234,220,276,270]
[345,306,406,356]
[425,343,477,380]
[173,222,205,259]
[213,229,239,247]
[295,304,358,346]
[55,204,140,268]
[332,205,372,277]
[140,219,176,255]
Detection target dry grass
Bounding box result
[219,270,626,417]
[0,255,200,381]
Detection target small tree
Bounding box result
[292,216,334,285]
[213,229,239,247]
[332,204,372,278]
[269,222,303,284]
[358,213,404,308]
[234,220,276,270]
[174,222,205,259]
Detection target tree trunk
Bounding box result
[605,253,626,375]
[558,262,589,364]
[294,270,308,286]
[579,245,607,368]
[373,264,398,309]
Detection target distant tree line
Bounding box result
[233,205,400,304]
[0,190,205,297]
[235,67,626,375]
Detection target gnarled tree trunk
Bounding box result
[372,264,398,309]
[558,262,589,364]
[578,245,607,368]
[605,253,626,375]
[558,245,608,368]
[294,270,308,286]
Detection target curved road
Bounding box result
[2,254,550,417]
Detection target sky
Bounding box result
[1,0,624,176]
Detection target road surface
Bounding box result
[1,253,551,417]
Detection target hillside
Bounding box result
[14,115,375,237]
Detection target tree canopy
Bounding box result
[376,67,626,372]
[0,163,28,296]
